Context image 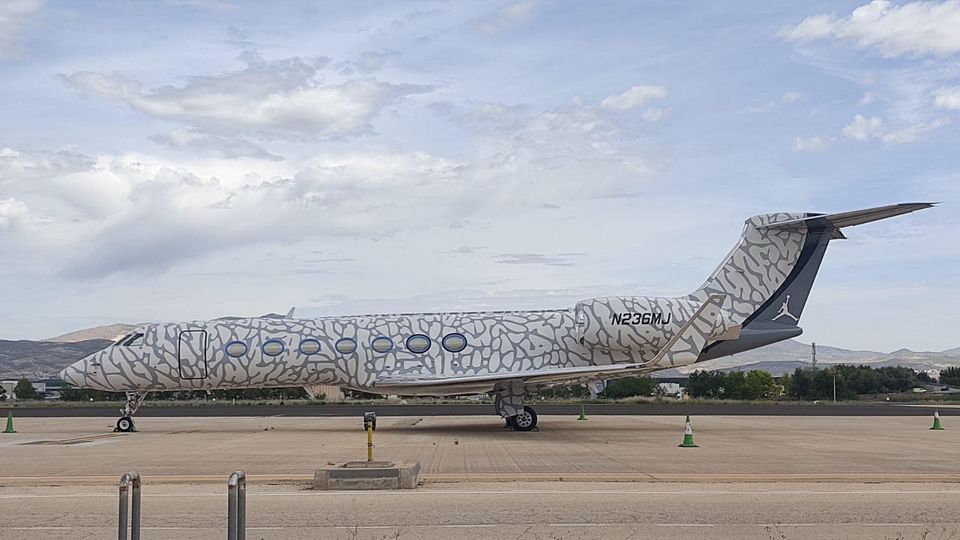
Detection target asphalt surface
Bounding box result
[1,482,958,540]
[4,401,958,417]
[5,416,958,483]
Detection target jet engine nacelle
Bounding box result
[574,296,740,354]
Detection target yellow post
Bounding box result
[366,425,373,462]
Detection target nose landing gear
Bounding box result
[116,416,135,432]
[115,392,148,433]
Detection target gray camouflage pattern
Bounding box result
[58,212,814,401]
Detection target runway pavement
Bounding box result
[1,415,958,484]
[2,415,958,539]
[5,400,959,417]
[1,482,958,539]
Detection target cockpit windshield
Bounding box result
[113,332,144,346]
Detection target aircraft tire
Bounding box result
[116,416,135,433]
[512,406,538,431]
[505,416,516,429]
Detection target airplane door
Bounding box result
[178,330,208,379]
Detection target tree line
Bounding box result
[688,365,938,401]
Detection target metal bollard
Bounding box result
[227,471,246,540]
[363,412,376,462]
[117,472,141,540]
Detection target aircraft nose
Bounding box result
[58,360,86,387]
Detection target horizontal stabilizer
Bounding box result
[762,202,935,231]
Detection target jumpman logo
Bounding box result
[772,294,799,322]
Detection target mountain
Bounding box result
[46,324,138,343]
[0,339,111,379]
[650,339,960,377]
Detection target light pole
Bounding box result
[832,367,837,403]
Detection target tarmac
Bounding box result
[2,482,958,539]
[7,400,960,417]
[1,414,958,538]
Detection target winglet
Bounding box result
[286,307,296,319]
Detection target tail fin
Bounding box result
[690,203,934,329]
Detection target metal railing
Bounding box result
[227,471,246,540]
[117,470,247,539]
[117,471,141,540]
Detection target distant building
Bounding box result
[657,382,683,398]
[0,379,50,400]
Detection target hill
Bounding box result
[654,340,960,377]
[46,324,138,343]
[0,339,112,378]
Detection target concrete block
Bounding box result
[313,461,421,490]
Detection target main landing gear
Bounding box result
[115,392,148,433]
[495,383,538,431]
[505,406,538,432]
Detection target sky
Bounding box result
[0,0,958,351]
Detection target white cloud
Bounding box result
[0,0,42,58]
[0,148,128,219]
[60,53,429,141]
[934,86,960,109]
[842,114,885,141]
[841,113,950,144]
[781,91,804,104]
[599,85,668,111]
[0,197,29,230]
[2,95,655,279]
[782,0,960,58]
[642,107,670,122]
[792,135,833,152]
[477,0,539,33]
[0,147,93,180]
[150,130,283,161]
[879,117,950,143]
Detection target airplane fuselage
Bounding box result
[61,295,734,395]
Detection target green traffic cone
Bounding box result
[3,411,15,434]
[577,404,588,421]
[678,415,698,448]
[931,410,944,431]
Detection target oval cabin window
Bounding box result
[406,334,431,354]
[335,338,357,355]
[225,341,248,358]
[442,333,467,353]
[299,338,321,355]
[262,339,285,357]
[371,336,393,354]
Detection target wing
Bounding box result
[372,362,651,395]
